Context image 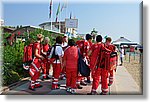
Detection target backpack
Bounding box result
[78,50,90,77]
[50,44,61,60]
[23,44,34,64]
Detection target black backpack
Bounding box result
[78,50,90,77]
[51,44,61,60]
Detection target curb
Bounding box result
[1,77,30,94]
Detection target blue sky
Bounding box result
[3,0,142,43]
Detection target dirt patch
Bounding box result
[123,52,143,90]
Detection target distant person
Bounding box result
[119,46,124,66]
[63,39,78,94]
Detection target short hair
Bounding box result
[86,34,92,40]
[96,35,102,42]
[68,39,75,46]
[106,37,112,42]
[45,37,50,41]
[56,36,63,44]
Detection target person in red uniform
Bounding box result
[42,37,51,80]
[105,37,117,86]
[76,34,92,87]
[87,35,111,95]
[63,39,78,94]
[29,34,45,91]
[49,36,64,90]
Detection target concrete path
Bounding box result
[1,65,142,95]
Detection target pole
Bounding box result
[59,12,61,33]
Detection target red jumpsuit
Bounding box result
[64,46,78,89]
[42,44,51,79]
[89,43,111,94]
[29,42,43,89]
[105,44,116,86]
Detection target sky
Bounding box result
[2,0,142,43]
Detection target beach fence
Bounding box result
[124,51,143,63]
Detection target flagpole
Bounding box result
[51,3,53,30]
[59,11,61,33]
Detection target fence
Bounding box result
[124,51,143,63]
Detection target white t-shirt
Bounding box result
[120,48,124,57]
[49,43,64,63]
[62,42,68,47]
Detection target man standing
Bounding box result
[88,35,111,95]
[29,34,44,91]
[42,37,51,80]
[49,36,64,90]
[76,34,92,87]
[105,37,117,86]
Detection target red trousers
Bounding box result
[66,69,77,89]
[43,59,50,78]
[108,70,114,84]
[29,59,42,87]
[92,68,108,93]
[52,63,62,89]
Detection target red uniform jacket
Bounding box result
[76,40,92,58]
[63,46,78,70]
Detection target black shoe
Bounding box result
[100,92,108,95]
[29,87,35,91]
[108,83,113,86]
[77,85,83,89]
[86,79,91,84]
[80,81,87,86]
[87,91,98,95]
[35,85,43,88]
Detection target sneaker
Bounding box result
[71,89,76,94]
[80,81,87,86]
[66,87,71,92]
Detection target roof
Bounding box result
[13,25,64,35]
[113,37,131,43]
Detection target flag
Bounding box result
[56,3,60,22]
[70,12,72,19]
[61,3,64,12]
[49,0,52,19]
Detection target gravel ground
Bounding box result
[123,52,143,90]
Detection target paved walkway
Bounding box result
[1,65,142,95]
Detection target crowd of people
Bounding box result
[23,33,118,95]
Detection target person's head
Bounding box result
[106,37,112,44]
[44,37,50,44]
[63,36,68,43]
[96,35,102,42]
[37,34,44,42]
[56,36,63,44]
[85,34,92,41]
[68,39,75,46]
